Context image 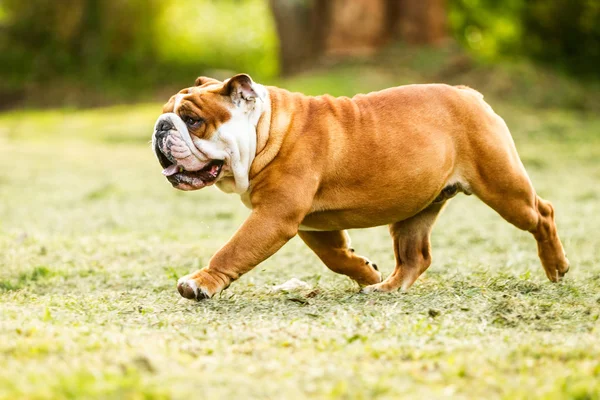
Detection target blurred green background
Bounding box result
[0,0,598,109]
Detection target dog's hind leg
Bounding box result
[362,202,446,293]
[298,230,382,286]
[465,114,569,281]
[468,161,570,282]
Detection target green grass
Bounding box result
[1,70,600,399]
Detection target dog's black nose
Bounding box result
[156,119,174,133]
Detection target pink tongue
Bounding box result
[162,164,180,176]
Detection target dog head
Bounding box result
[152,74,268,193]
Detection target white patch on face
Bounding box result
[208,107,257,193]
[209,83,268,194]
[173,94,185,111]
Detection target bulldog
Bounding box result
[152,74,570,300]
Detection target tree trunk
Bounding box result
[391,0,447,45]
[268,0,324,75]
[268,0,447,75]
[324,0,389,56]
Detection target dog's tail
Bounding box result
[455,85,484,100]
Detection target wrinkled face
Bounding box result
[152,74,268,193]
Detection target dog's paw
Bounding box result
[365,260,382,283]
[543,255,570,283]
[354,256,382,285]
[559,262,570,279]
[177,275,211,301]
[360,279,404,294]
[558,255,570,279]
[360,283,385,294]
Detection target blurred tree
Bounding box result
[392,0,447,45]
[267,0,324,75]
[522,0,600,76]
[323,0,389,56]
[1,0,597,108]
[269,0,447,75]
[0,0,162,87]
[449,0,600,77]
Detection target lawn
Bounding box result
[1,71,599,399]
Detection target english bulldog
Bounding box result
[152,74,570,300]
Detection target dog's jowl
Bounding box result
[152,74,570,300]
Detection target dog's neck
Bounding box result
[249,87,293,180]
[253,91,273,166]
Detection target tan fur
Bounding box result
[162,88,233,140]
[167,79,570,300]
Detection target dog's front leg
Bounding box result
[177,204,306,300]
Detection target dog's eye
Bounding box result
[184,117,203,128]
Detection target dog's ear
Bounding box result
[194,76,221,87]
[221,74,265,106]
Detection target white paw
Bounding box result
[177,275,210,300]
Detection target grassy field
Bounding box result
[1,70,600,399]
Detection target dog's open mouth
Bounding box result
[161,159,224,188]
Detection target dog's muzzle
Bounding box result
[154,119,176,167]
[153,113,224,190]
